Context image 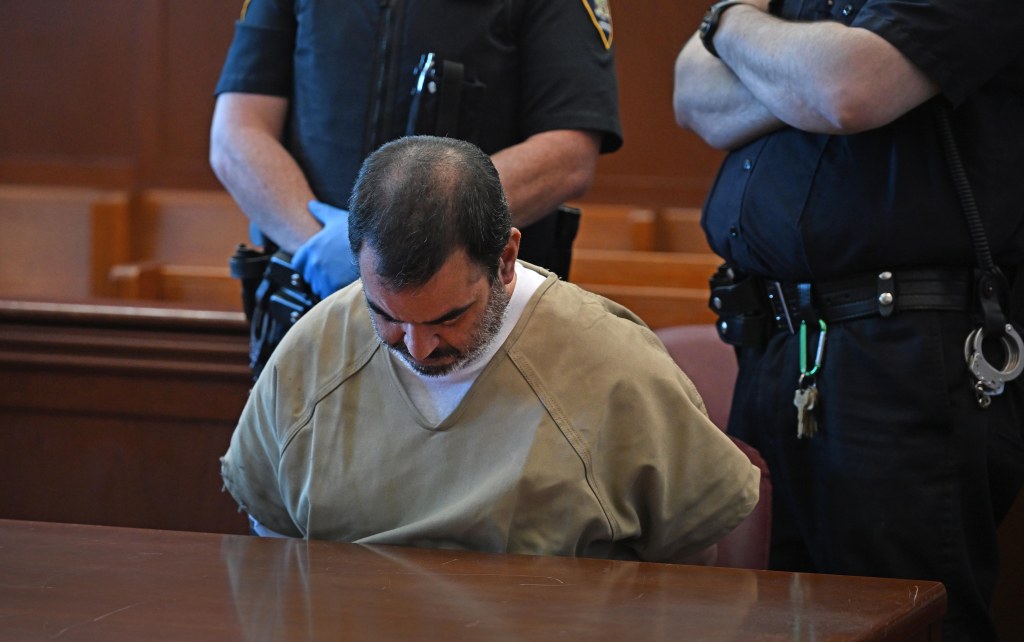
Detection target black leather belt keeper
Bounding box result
[709,265,973,348]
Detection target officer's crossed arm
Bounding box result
[673,28,783,151]
[674,2,939,149]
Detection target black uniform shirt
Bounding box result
[703,0,1024,282]
[215,0,622,210]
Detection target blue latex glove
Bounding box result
[291,200,358,298]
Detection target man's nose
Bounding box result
[402,324,440,361]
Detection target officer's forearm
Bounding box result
[491,130,601,229]
[673,33,783,150]
[210,93,321,253]
[713,5,939,134]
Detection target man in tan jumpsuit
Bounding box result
[221,135,759,563]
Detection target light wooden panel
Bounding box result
[655,206,714,253]
[570,248,720,289]
[580,283,714,329]
[110,263,239,309]
[0,185,130,299]
[573,203,657,251]
[134,188,249,265]
[105,188,247,307]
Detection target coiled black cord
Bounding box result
[933,100,995,271]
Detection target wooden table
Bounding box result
[0,520,945,641]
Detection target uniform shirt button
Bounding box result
[841,4,853,16]
[742,158,753,171]
[729,226,739,238]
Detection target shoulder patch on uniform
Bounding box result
[581,0,613,50]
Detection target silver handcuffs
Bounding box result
[964,323,1024,407]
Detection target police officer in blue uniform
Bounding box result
[211,0,622,375]
[674,0,1024,639]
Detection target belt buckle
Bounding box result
[766,281,795,334]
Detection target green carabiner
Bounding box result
[799,318,828,378]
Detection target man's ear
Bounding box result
[499,228,521,284]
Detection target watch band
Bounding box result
[699,1,744,59]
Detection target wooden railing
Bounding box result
[0,298,251,534]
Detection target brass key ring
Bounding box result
[963,324,1024,407]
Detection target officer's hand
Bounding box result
[292,200,358,299]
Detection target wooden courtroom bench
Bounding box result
[0,184,131,300]
[105,265,719,329]
[569,248,721,290]
[109,262,240,310]
[580,283,715,328]
[654,206,714,254]
[102,193,723,327]
[109,268,717,329]
[572,203,657,251]
[108,189,249,308]
[107,247,723,329]
[87,192,723,328]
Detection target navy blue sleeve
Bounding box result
[517,0,622,153]
[852,0,1024,105]
[214,0,297,97]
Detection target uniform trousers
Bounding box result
[728,308,1024,642]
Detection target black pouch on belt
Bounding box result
[229,243,271,323]
[708,263,773,349]
[230,246,319,379]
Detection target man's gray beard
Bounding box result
[375,277,511,378]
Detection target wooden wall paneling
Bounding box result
[132,0,164,191]
[0,299,251,534]
[0,1,145,187]
[141,1,240,189]
[0,1,237,191]
[584,0,726,207]
[2,408,246,534]
[0,1,727,207]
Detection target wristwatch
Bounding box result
[699,1,744,59]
